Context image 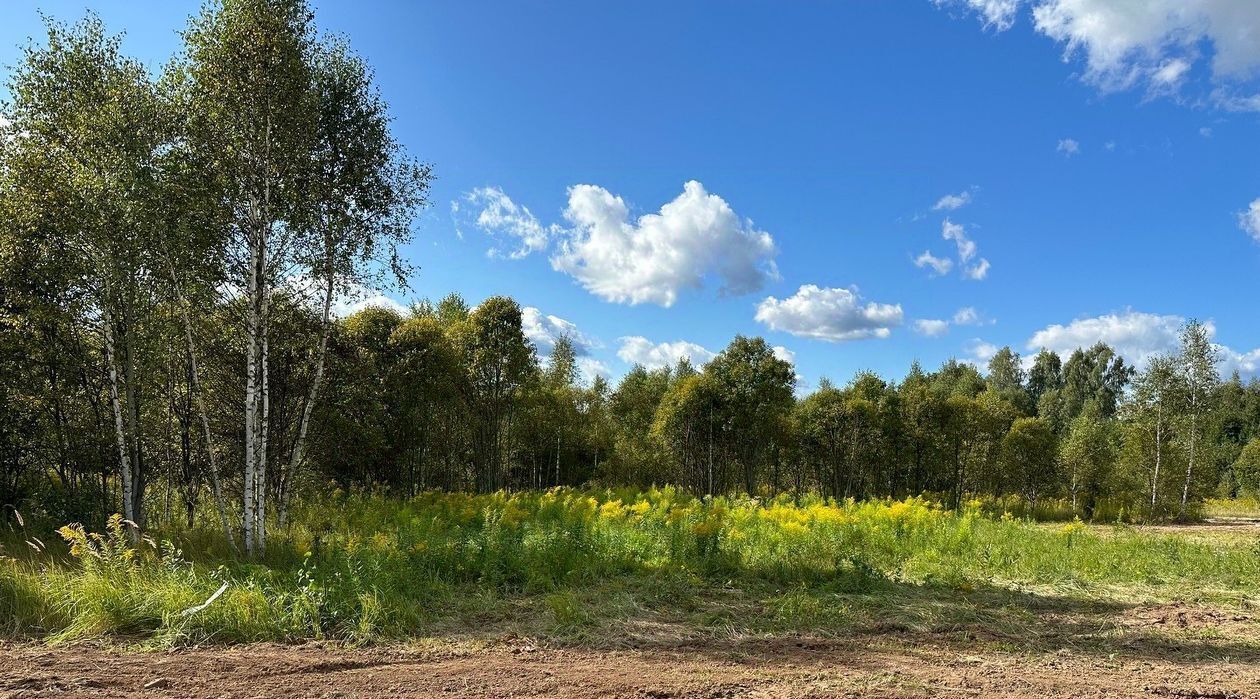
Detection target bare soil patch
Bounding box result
[4,625,1260,699]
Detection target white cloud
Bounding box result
[1105,140,1117,151]
[915,319,951,337]
[335,292,408,317]
[1219,346,1260,378]
[1239,198,1260,242]
[1026,310,1260,377]
[917,220,990,280]
[1026,311,1186,368]
[1152,57,1192,87]
[755,284,903,342]
[1057,138,1080,157]
[551,181,778,307]
[1199,126,1214,138]
[966,338,1001,365]
[521,306,600,355]
[576,356,612,383]
[453,187,554,259]
[941,219,976,262]
[963,258,991,280]
[952,307,982,325]
[934,0,1021,31]
[945,219,989,280]
[282,276,409,318]
[617,336,716,370]
[933,188,975,211]
[1214,89,1260,112]
[914,250,954,276]
[772,345,796,365]
[943,0,1260,103]
[915,307,990,338]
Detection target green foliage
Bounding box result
[1234,439,1260,496]
[5,490,1260,645]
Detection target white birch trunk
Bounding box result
[256,282,270,555]
[243,229,260,557]
[1151,405,1162,512]
[1181,411,1196,519]
[102,305,132,523]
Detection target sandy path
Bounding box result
[2,635,1257,699]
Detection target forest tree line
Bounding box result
[4,1,1260,555]
[313,304,1260,522]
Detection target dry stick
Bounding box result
[180,581,229,617]
[163,254,238,554]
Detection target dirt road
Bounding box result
[3,632,1258,699]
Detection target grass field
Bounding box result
[3,488,1259,650]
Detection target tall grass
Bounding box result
[3,488,1258,645]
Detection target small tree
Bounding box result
[1059,402,1118,517]
[1178,320,1219,519]
[1002,417,1057,511]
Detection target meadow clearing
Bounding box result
[3,490,1260,697]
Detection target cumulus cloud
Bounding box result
[280,276,409,317]
[1239,198,1260,242]
[551,181,778,307]
[617,336,716,370]
[914,319,951,337]
[1199,126,1214,138]
[940,0,1260,104]
[1219,346,1260,378]
[521,307,611,384]
[1026,311,1190,371]
[334,291,409,317]
[452,187,555,259]
[1025,310,1260,378]
[755,284,903,342]
[932,188,975,211]
[772,345,796,365]
[1056,138,1080,157]
[914,250,954,276]
[966,338,1001,365]
[521,306,600,355]
[576,357,612,383]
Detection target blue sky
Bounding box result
[3,1,1259,388]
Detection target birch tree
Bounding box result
[181,0,318,555]
[277,39,430,526]
[1126,354,1184,515]
[1178,320,1219,519]
[3,14,168,530]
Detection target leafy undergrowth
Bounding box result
[2,489,1259,648]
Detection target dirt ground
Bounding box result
[4,624,1259,699]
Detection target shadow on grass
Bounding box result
[413,571,1260,667]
